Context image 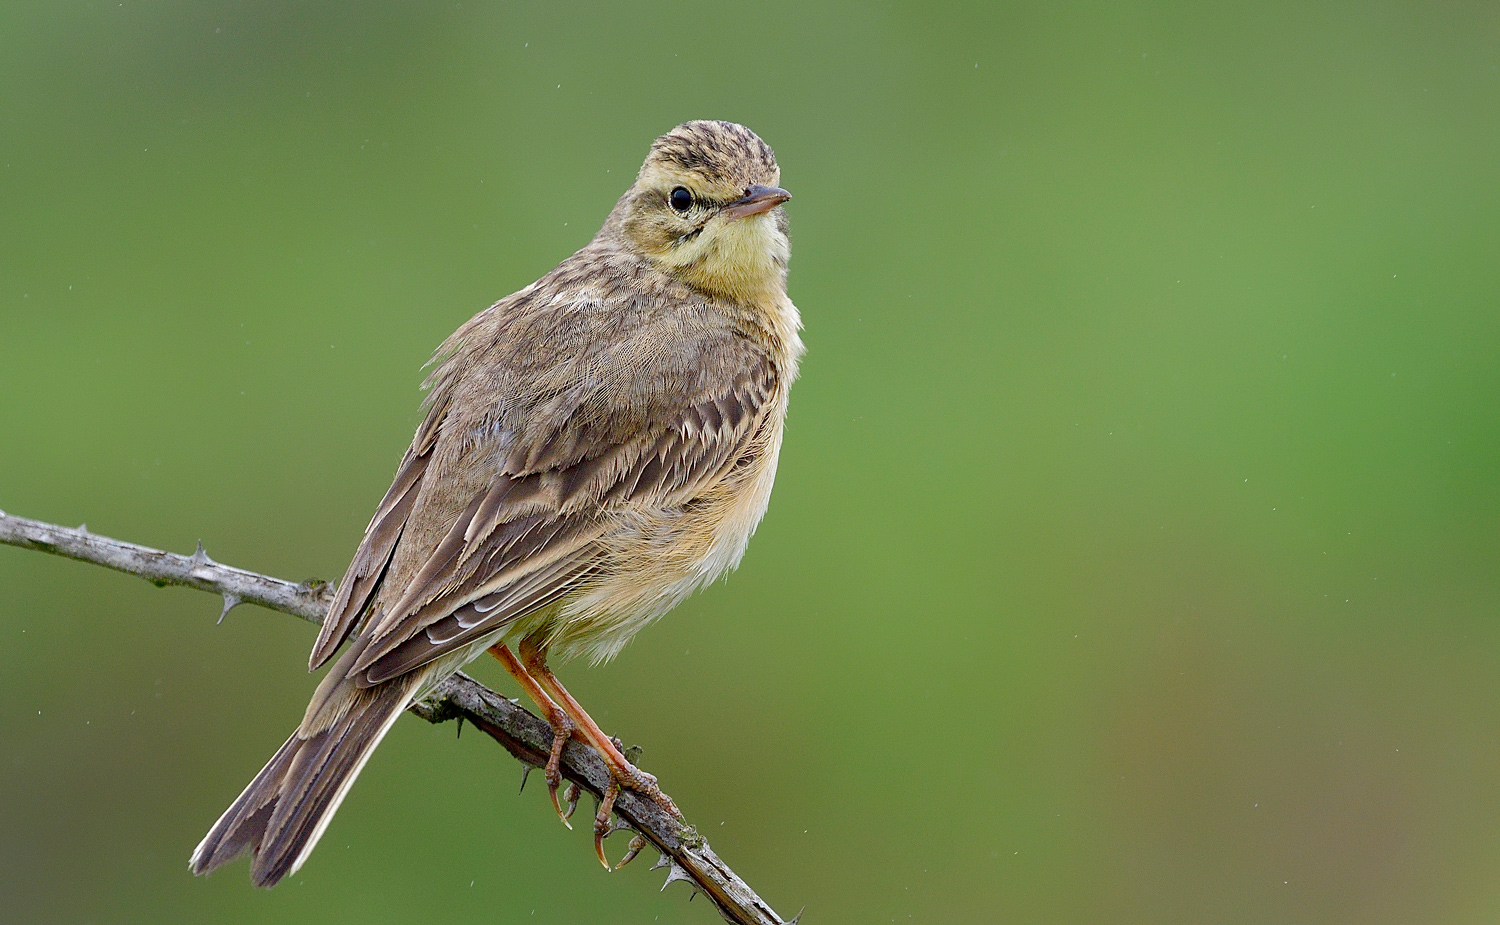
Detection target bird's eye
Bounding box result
[669,186,693,213]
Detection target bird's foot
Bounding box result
[592,780,654,870]
[504,643,682,863]
[542,710,578,828]
[591,750,680,869]
[602,735,679,818]
[487,643,583,828]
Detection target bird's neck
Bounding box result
[725,292,805,378]
[582,233,803,372]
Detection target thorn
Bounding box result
[455,716,464,739]
[518,766,531,794]
[661,861,692,892]
[191,540,214,568]
[76,522,88,533]
[216,593,241,624]
[786,905,807,924]
[650,853,672,871]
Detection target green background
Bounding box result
[3,2,1497,922]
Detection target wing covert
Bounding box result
[340,355,779,687]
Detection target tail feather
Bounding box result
[189,677,414,887]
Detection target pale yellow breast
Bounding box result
[541,392,789,665]
[524,291,802,665]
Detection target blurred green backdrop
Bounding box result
[3,2,1498,923]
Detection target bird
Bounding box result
[189,120,802,887]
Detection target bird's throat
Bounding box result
[674,213,790,307]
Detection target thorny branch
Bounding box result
[0,509,795,925]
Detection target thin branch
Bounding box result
[0,510,335,621]
[0,509,794,925]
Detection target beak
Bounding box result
[721,185,791,220]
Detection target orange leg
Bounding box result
[488,643,579,827]
[517,637,681,869]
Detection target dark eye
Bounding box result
[669,186,693,213]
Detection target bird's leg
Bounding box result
[488,643,579,827]
[517,638,681,869]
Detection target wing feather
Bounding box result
[356,360,773,685]
[309,399,448,670]
[316,322,779,691]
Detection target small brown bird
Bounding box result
[189,120,802,885]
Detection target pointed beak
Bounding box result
[721,185,791,220]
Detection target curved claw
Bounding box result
[615,833,649,869]
[548,778,573,830]
[594,780,621,870]
[562,781,581,822]
[541,712,577,828]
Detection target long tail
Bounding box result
[189,669,416,887]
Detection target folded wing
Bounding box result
[311,349,779,691]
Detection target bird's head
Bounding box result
[613,121,791,304]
